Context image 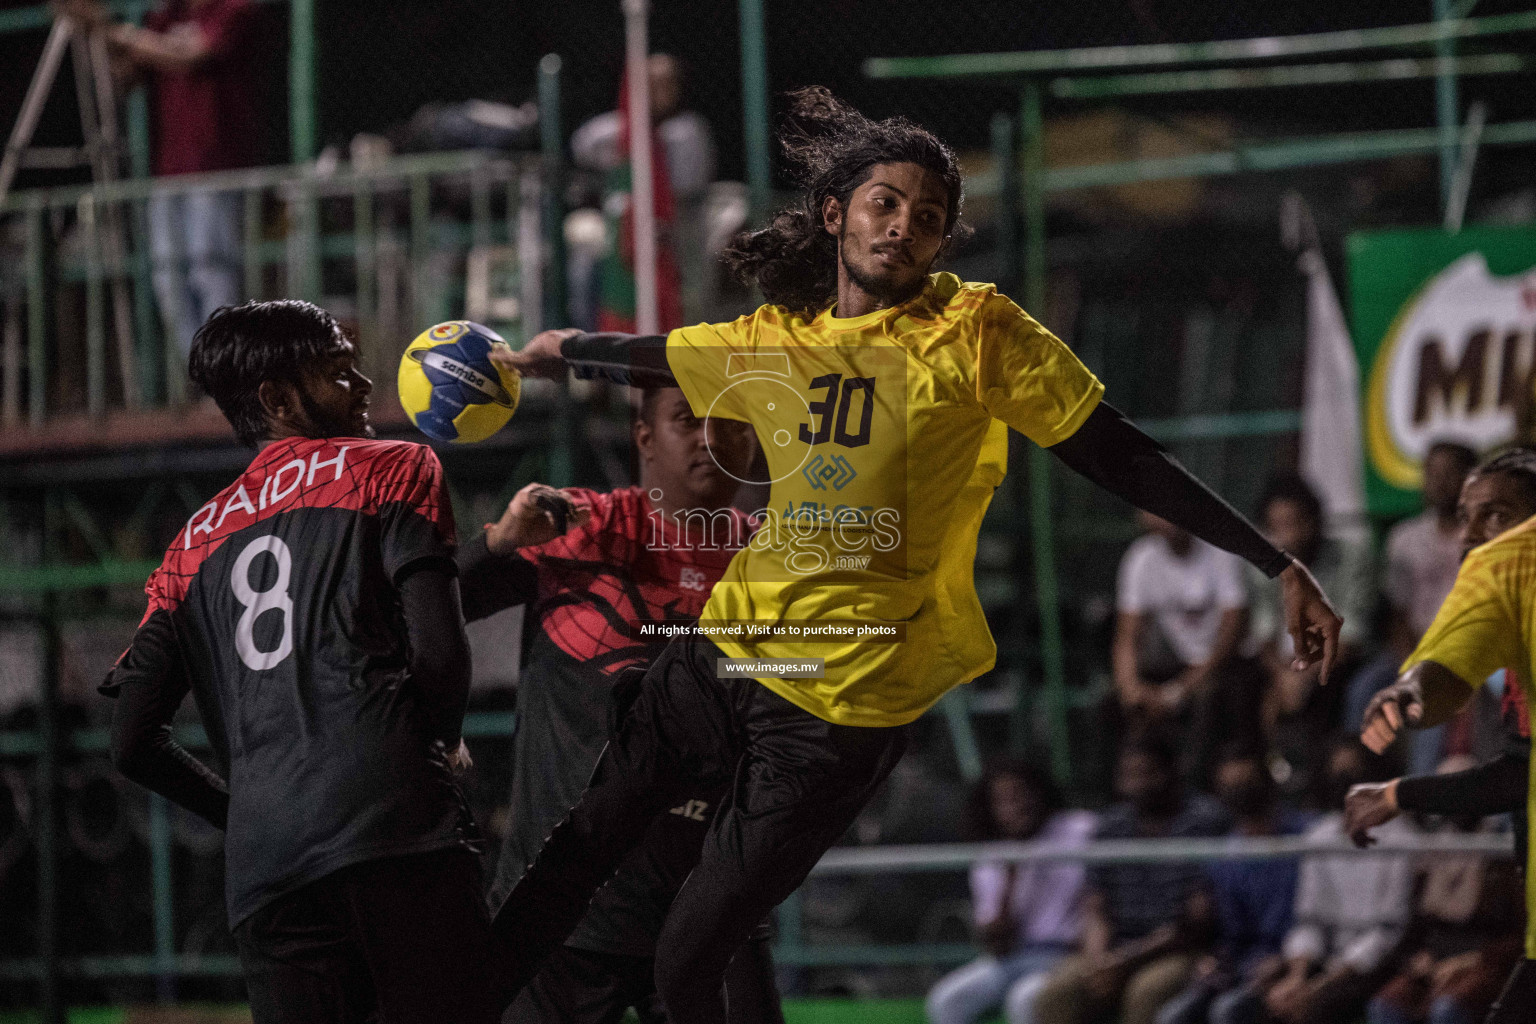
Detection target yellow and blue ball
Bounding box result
[398,321,522,443]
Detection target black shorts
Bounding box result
[494,636,907,1022]
[234,847,510,1024]
[504,934,783,1024]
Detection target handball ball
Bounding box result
[398,321,521,443]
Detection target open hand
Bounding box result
[1278,560,1343,684]
[489,328,581,381]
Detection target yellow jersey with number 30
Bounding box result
[1402,513,1536,957]
[665,272,1103,727]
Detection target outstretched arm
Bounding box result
[1345,751,1528,847]
[495,329,676,387]
[1050,401,1342,679]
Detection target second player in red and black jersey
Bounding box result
[460,387,783,1024]
[103,301,509,1024]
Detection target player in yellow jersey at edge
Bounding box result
[1359,462,1536,1023]
[488,87,1342,1023]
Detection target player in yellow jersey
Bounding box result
[1359,479,1536,1023]
[489,88,1342,1023]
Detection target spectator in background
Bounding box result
[78,0,260,362]
[1111,511,1256,788]
[1246,474,1374,795]
[569,54,713,332]
[1032,732,1227,1024]
[1157,745,1309,1024]
[925,759,1095,1024]
[1362,757,1523,1024]
[1215,738,1415,1024]
[1346,442,1478,773]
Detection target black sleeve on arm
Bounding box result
[559,332,677,388]
[105,611,229,829]
[454,532,540,623]
[1395,752,1530,817]
[1048,401,1292,578]
[399,564,472,747]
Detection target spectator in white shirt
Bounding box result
[1110,511,1256,787]
[926,759,1095,1024]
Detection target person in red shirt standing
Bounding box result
[95,0,261,363]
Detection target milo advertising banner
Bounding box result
[1349,227,1536,517]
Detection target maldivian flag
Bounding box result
[597,71,683,333]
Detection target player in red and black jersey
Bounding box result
[460,387,782,1023]
[102,301,509,1024]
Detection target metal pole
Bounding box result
[289,0,316,164]
[149,794,176,1001]
[25,199,46,428]
[126,10,157,406]
[622,0,658,336]
[538,53,567,326]
[0,17,74,203]
[538,54,575,489]
[990,112,1018,293]
[1434,0,1459,214]
[939,691,983,783]
[1020,81,1071,784]
[738,0,770,223]
[83,196,106,417]
[37,495,63,1024]
[1444,100,1486,232]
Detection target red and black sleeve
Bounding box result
[375,444,459,586]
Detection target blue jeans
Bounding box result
[1209,985,1264,1024]
[148,189,242,361]
[1367,994,1478,1024]
[926,947,1068,1024]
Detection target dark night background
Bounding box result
[4,0,1536,185]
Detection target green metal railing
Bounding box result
[0,148,549,425]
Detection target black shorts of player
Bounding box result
[1487,959,1536,1024]
[493,636,908,1024]
[505,933,783,1024]
[234,847,512,1024]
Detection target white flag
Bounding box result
[1298,247,1367,538]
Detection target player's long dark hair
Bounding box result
[722,86,966,316]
